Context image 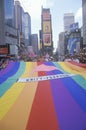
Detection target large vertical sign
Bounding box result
[42,12,50,20]
[43,34,51,46]
[43,21,51,33]
[68,37,80,54]
[42,8,52,47]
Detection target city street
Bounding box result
[0,0,86,129]
[0,61,86,130]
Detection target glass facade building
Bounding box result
[4,0,14,27]
[82,0,86,48]
[0,0,5,45]
[22,8,25,38]
[24,12,31,45]
[31,34,38,54]
[14,1,22,32]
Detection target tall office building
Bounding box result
[14,1,22,32]
[14,0,26,46]
[22,8,25,38]
[31,34,38,54]
[24,12,31,45]
[64,13,75,32]
[0,0,18,57]
[4,0,14,27]
[82,0,86,48]
[4,0,18,56]
[58,32,65,56]
[41,7,53,54]
[0,0,5,45]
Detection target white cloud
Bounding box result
[19,0,49,19]
[75,7,82,27]
[19,0,54,19]
[46,0,54,8]
[75,7,82,19]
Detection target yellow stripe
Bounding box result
[0,62,37,119]
[59,62,86,79]
[0,62,38,130]
[0,82,25,120]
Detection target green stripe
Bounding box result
[53,62,86,90]
[0,62,26,97]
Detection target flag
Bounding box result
[0,61,86,130]
[29,49,36,58]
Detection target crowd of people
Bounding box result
[0,53,86,70]
[64,53,86,63]
[24,53,86,63]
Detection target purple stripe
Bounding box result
[0,61,14,76]
[50,79,86,130]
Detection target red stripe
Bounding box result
[26,62,59,130]
[70,61,86,68]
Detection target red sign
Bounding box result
[42,12,50,20]
[43,34,51,46]
[0,47,8,54]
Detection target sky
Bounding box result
[18,0,82,50]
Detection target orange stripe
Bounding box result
[0,83,38,130]
[0,62,38,130]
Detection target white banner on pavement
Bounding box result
[17,74,76,82]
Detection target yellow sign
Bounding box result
[43,21,51,33]
[40,43,42,49]
[44,43,51,46]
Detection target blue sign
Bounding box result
[68,37,80,54]
[70,23,79,32]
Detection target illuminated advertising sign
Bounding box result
[0,47,8,54]
[42,12,50,20]
[43,34,51,46]
[68,37,80,54]
[70,22,79,32]
[43,21,51,33]
[40,43,42,49]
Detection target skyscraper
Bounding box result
[82,0,86,48]
[24,12,31,45]
[0,0,19,57]
[14,1,22,32]
[22,8,25,38]
[31,34,38,54]
[41,7,53,55]
[14,0,26,46]
[4,0,14,27]
[0,0,5,45]
[58,32,65,56]
[64,13,75,32]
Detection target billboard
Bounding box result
[68,37,80,54]
[43,34,51,46]
[43,21,51,33]
[0,47,8,54]
[42,12,50,20]
[40,43,42,49]
[70,22,79,32]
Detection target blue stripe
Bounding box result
[44,62,86,112]
[0,62,20,84]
